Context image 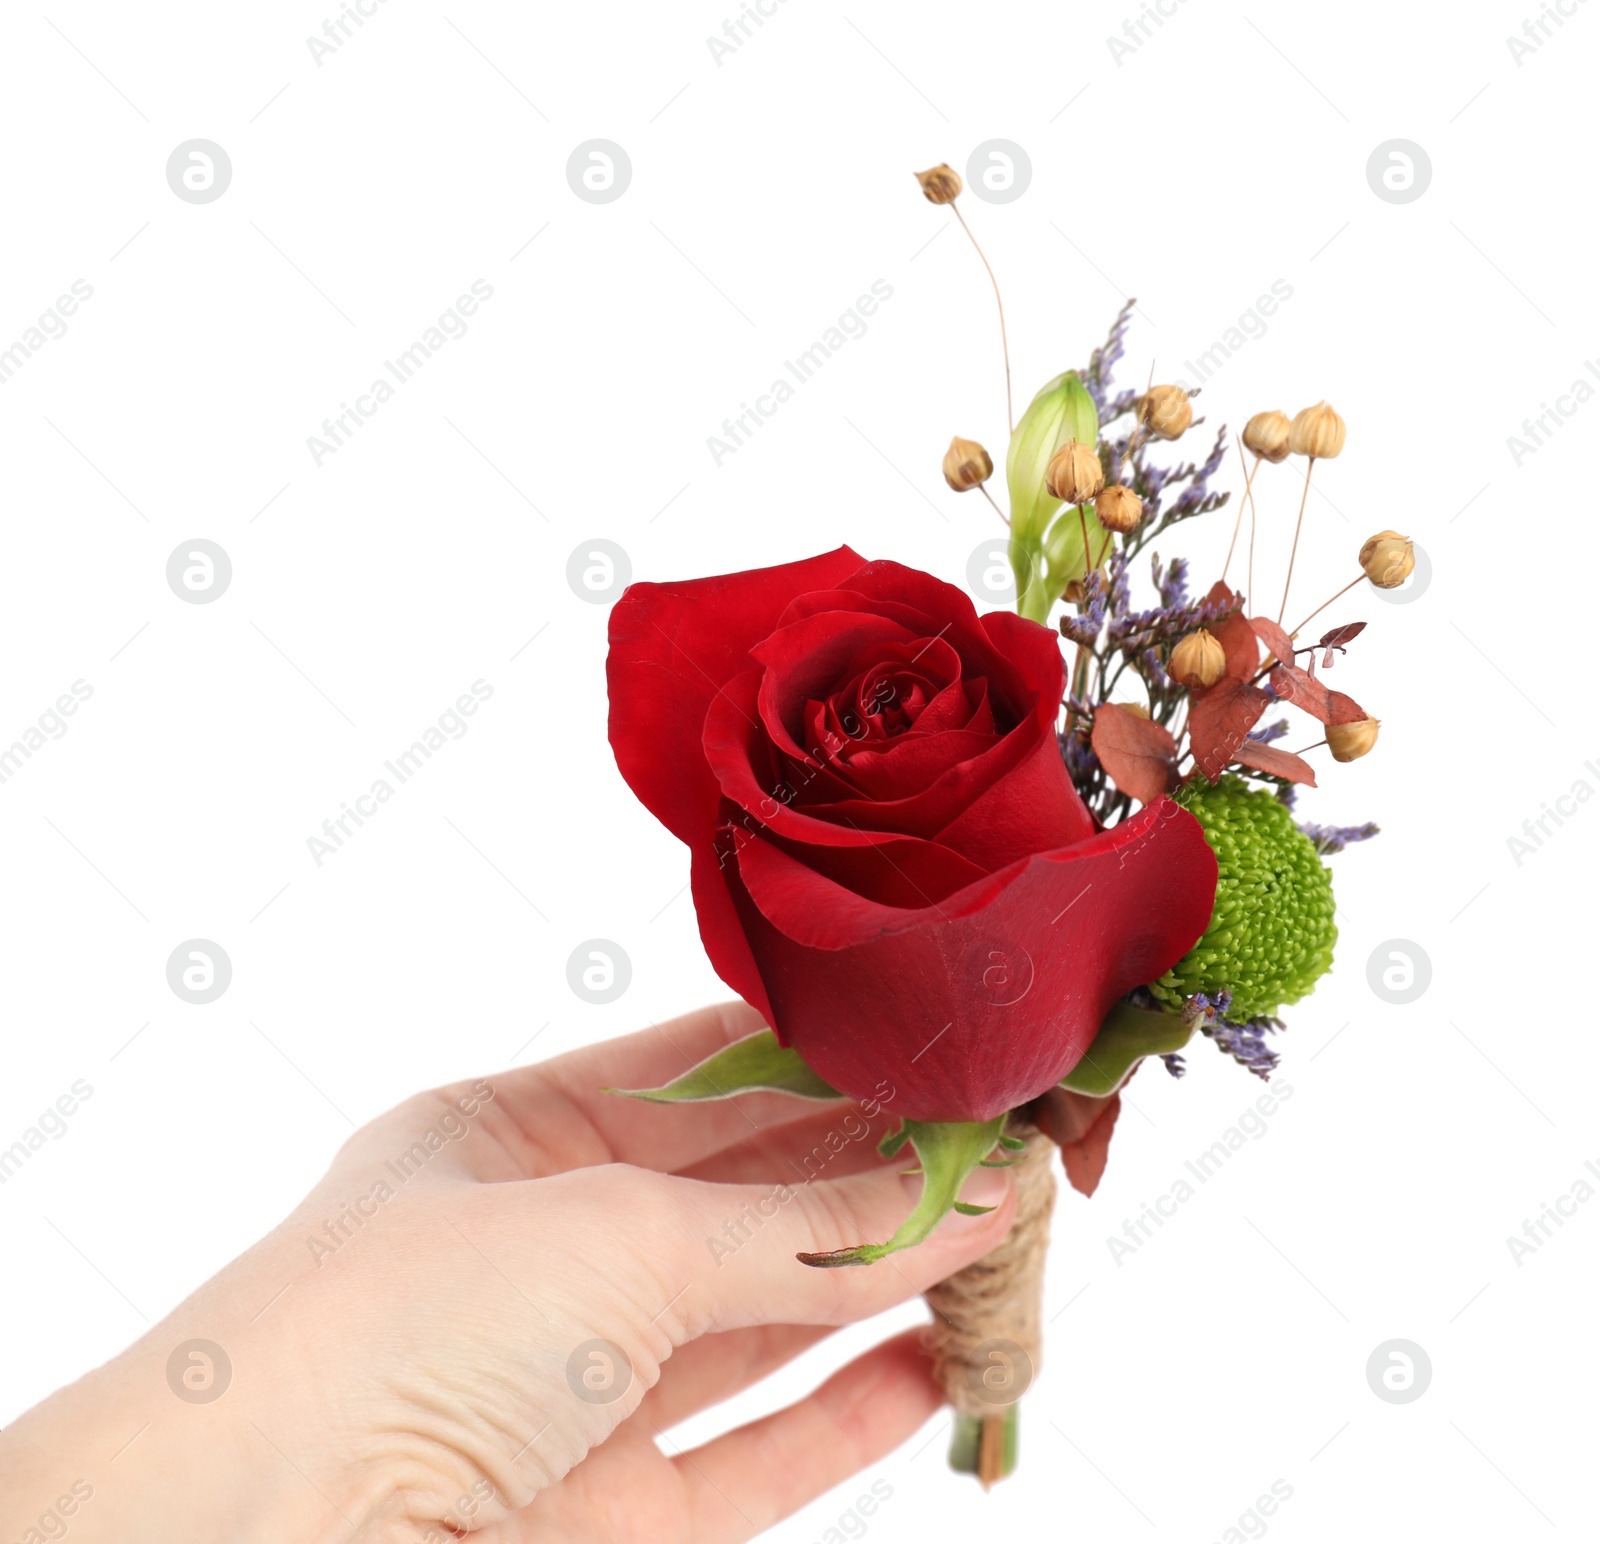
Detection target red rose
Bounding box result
[607,548,1216,1123]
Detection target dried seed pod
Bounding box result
[1242,410,1292,464]
[1045,440,1104,504]
[1358,530,1414,588]
[1136,385,1193,440]
[942,436,994,492]
[1288,401,1346,459]
[1327,715,1380,762]
[1168,630,1228,690]
[914,164,962,204]
[1094,483,1142,535]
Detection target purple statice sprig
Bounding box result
[1183,991,1285,1079]
[1082,296,1135,421]
[1298,820,1381,855]
[1083,297,1232,551]
[1204,1014,1286,1081]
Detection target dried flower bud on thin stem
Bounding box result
[914,164,962,204]
[1095,483,1142,535]
[1136,385,1193,441]
[1287,401,1346,460]
[1326,716,1380,763]
[1242,410,1292,464]
[1359,530,1415,588]
[1046,440,1104,505]
[916,164,1012,430]
[942,436,994,492]
[1168,630,1227,690]
[1222,434,1264,592]
[1277,402,1347,624]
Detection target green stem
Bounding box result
[948,1405,1020,1485]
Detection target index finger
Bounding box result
[439,1000,864,1179]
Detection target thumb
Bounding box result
[662,1155,1018,1338]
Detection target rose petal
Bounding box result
[727,798,1218,1122]
[607,546,866,846]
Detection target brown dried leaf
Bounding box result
[1250,616,1295,668]
[1031,1087,1123,1198]
[1091,704,1177,805]
[1232,737,1318,787]
[1187,678,1272,782]
[1268,664,1367,725]
[1201,580,1259,680]
[1318,621,1367,650]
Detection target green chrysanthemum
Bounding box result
[1150,776,1337,1020]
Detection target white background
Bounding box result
[2,1,1596,1539]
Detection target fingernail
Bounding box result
[959,1164,1012,1211]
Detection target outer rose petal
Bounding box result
[606,546,865,846]
[607,547,864,1024]
[729,798,1218,1122]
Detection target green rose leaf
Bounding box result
[605,1028,843,1103]
[1057,1000,1196,1097]
[797,1116,1007,1267]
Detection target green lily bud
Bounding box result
[1041,504,1107,589]
[1006,371,1099,546]
[1007,371,1100,622]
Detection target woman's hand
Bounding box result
[0,1002,1015,1543]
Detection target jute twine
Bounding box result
[923,1120,1055,1416]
